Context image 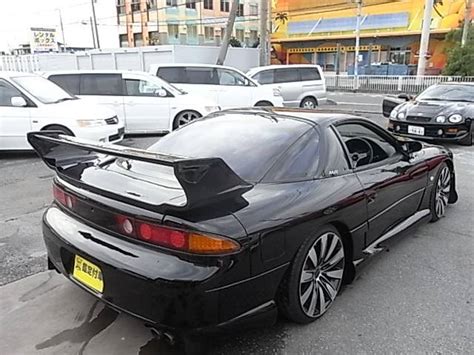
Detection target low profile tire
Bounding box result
[254,101,273,107]
[300,97,318,109]
[41,125,74,136]
[278,226,346,324]
[173,110,201,130]
[458,126,473,146]
[430,163,452,222]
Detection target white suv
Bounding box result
[44,70,220,133]
[247,65,327,109]
[149,64,284,109]
[0,71,124,151]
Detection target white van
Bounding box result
[44,70,220,133]
[0,72,124,151]
[149,64,284,109]
[247,65,327,109]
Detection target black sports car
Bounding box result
[28,108,458,352]
[383,82,474,146]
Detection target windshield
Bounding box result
[12,75,76,104]
[417,84,474,102]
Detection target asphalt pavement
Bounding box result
[1,96,473,354]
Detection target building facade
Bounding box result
[271,0,472,74]
[116,0,259,48]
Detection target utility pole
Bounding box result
[91,0,100,49]
[217,0,239,65]
[461,0,472,47]
[354,0,362,78]
[417,0,434,76]
[90,17,97,48]
[259,0,269,66]
[57,9,66,49]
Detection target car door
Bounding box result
[215,68,254,109]
[0,79,33,150]
[273,68,302,107]
[299,67,325,103]
[334,121,428,245]
[78,73,126,127]
[122,74,171,133]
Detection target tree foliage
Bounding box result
[443,25,474,76]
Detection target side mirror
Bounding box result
[401,140,423,155]
[11,96,27,107]
[397,93,413,101]
[156,89,168,97]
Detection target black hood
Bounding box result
[397,100,474,123]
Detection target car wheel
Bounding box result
[173,111,201,130]
[41,125,74,136]
[300,97,318,109]
[458,126,473,146]
[278,226,345,324]
[254,101,273,107]
[430,163,451,222]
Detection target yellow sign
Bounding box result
[288,45,382,53]
[73,255,104,293]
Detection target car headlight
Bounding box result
[273,88,282,97]
[397,112,406,119]
[76,119,106,128]
[448,114,463,123]
[435,115,446,123]
[390,109,398,119]
[204,106,220,113]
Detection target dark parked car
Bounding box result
[28,108,458,352]
[383,82,474,146]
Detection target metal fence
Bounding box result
[326,75,474,94]
[0,55,40,72]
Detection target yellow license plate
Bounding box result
[72,255,104,293]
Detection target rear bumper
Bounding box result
[388,119,471,142]
[43,207,283,335]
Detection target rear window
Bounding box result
[274,69,300,84]
[80,74,123,96]
[147,113,313,182]
[48,74,80,95]
[299,68,321,81]
[157,67,185,83]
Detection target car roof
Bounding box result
[42,69,153,76]
[217,107,366,128]
[149,63,245,72]
[435,82,474,86]
[0,71,38,79]
[248,64,323,74]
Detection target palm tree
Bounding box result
[274,12,288,33]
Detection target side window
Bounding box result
[274,69,300,84]
[80,74,123,96]
[263,128,321,182]
[48,74,80,95]
[299,68,321,81]
[157,67,185,83]
[217,69,247,86]
[184,67,218,85]
[253,70,274,85]
[335,123,398,168]
[0,80,23,107]
[124,79,167,97]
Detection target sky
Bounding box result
[0,0,119,52]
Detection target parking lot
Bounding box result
[1,93,473,354]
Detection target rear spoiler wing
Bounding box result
[27,131,253,211]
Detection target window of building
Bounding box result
[168,24,179,39]
[186,0,196,9]
[249,3,258,16]
[220,0,230,12]
[237,3,244,17]
[119,34,129,48]
[134,33,143,47]
[131,0,140,12]
[166,0,178,7]
[187,25,197,39]
[204,26,214,40]
[249,29,258,44]
[148,0,157,9]
[204,0,213,10]
[389,47,411,65]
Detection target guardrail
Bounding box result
[326,75,474,94]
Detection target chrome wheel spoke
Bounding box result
[308,247,318,267]
[319,234,328,261]
[307,285,317,316]
[318,283,326,314]
[301,270,313,283]
[324,235,338,262]
[300,284,313,305]
[323,268,344,279]
[319,276,337,300]
[324,248,344,268]
[435,167,451,218]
